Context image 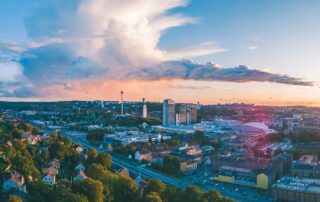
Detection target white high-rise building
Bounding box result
[142,98,147,118]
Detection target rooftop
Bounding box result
[273,177,320,194]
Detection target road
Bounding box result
[61,131,187,188]
[61,131,272,202]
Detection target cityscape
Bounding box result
[1,0,320,202]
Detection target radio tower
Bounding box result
[121,91,124,116]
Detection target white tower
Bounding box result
[120,91,124,116]
[142,98,147,118]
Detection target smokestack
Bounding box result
[121,91,124,115]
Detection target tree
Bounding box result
[202,190,223,202]
[17,122,32,132]
[113,175,139,202]
[11,128,24,139]
[48,141,67,160]
[145,192,163,202]
[162,156,180,175]
[86,148,98,164]
[12,151,41,180]
[95,153,112,170]
[73,178,104,202]
[87,129,112,142]
[61,193,89,202]
[143,179,166,198]
[162,187,179,202]
[9,195,22,202]
[179,186,204,202]
[86,163,108,180]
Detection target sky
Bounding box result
[0,0,319,106]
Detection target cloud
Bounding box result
[0,0,316,98]
[168,84,212,90]
[127,60,315,86]
[248,45,259,50]
[0,61,24,83]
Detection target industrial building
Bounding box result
[272,177,320,202]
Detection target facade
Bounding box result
[135,151,153,162]
[292,155,320,178]
[180,160,198,174]
[213,166,271,189]
[163,99,176,126]
[176,105,197,125]
[272,177,320,202]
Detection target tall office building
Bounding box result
[176,105,197,125]
[163,99,176,126]
[142,98,147,118]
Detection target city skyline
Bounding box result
[1,0,320,106]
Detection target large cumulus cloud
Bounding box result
[0,0,316,98]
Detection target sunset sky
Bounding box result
[0,0,319,105]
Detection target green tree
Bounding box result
[48,141,67,160]
[113,175,139,202]
[73,178,104,202]
[86,163,108,180]
[11,128,24,139]
[162,156,180,174]
[86,148,98,164]
[202,190,223,202]
[179,186,204,202]
[95,153,112,170]
[61,193,89,202]
[87,129,112,142]
[9,195,23,202]
[145,192,163,202]
[143,179,166,198]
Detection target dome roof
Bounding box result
[243,122,269,130]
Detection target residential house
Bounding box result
[3,172,26,193]
[180,160,198,174]
[113,165,129,176]
[75,146,84,154]
[42,172,56,185]
[135,151,152,162]
[75,163,86,172]
[74,170,88,181]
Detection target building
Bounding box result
[142,98,147,118]
[292,155,320,178]
[75,163,86,172]
[3,172,26,193]
[135,150,153,162]
[42,172,56,185]
[214,165,273,189]
[176,105,197,125]
[272,177,320,202]
[74,170,88,181]
[163,99,176,126]
[180,160,198,174]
